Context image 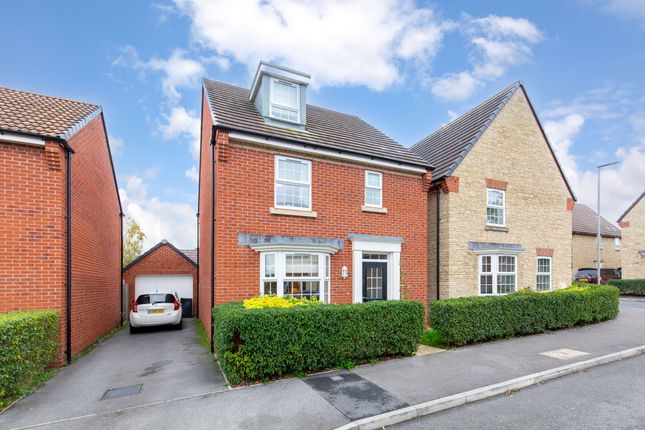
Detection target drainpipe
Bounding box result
[210,128,216,354]
[119,213,124,325]
[65,148,73,364]
[196,213,199,319]
[436,189,440,301]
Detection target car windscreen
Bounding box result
[600,269,618,276]
[136,293,175,305]
[576,269,596,277]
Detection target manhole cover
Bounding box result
[101,384,143,400]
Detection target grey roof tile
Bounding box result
[573,203,621,237]
[179,249,198,264]
[203,79,429,168]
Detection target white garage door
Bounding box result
[135,275,193,300]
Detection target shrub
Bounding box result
[213,300,424,384]
[0,311,59,400]
[609,279,645,296]
[242,295,322,309]
[430,285,619,346]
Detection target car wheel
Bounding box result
[175,320,183,330]
[129,325,138,334]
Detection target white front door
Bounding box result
[349,235,402,303]
[135,275,193,300]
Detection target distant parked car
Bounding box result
[130,292,182,333]
[574,268,621,284]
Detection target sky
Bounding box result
[2,0,644,249]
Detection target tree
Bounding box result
[123,218,146,266]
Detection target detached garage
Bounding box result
[123,240,198,316]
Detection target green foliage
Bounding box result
[123,217,146,266]
[0,311,59,401]
[420,329,448,348]
[213,300,424,384]
[609,279,645,296]
[430,285,619,346]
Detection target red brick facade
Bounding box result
[123,243,198,314]
[198,100,429,341]
[0,114,121,362]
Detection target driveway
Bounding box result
[0,318,227,429]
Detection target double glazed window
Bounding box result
[275,156,311,210]
[270,78,300,122]
[365,171,383,207]
[486,189,505,226]
[536,257,552,291]
[261,252,330,302]
[479,255,517,295]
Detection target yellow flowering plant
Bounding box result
[243,295,321,309]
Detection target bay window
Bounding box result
[260,252,330,302]
[478,254,517,295]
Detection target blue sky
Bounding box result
[2,0,644,248]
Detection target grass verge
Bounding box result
[420,329,449,348]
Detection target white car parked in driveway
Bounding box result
[130,292,182,333]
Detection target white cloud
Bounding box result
[173,0,450,91]
[543,99,645,222]
[185,165,199,182]
[592,0,645,26]
[120,175,196,249]
[159,106,201,160]
[432,14,543,101]
[108,135,124,155]
[147,49,205,102]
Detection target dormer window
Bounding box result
[270,78,299,123]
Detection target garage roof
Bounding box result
[573,203,621,238]
[123,240,198,271]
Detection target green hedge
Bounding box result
[430,286,619,346]
[213,300,424,384]
[0,311,59,400]
[609,279,645,296]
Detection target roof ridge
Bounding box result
[0,86,100,108]
[617,190,645,222]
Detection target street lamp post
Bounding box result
[596,161,620,285]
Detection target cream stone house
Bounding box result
[572,203,621,274]
[411,83,575,299]
[618,191,645,279]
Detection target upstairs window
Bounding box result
[270,78,299,123]
[365,171,383,207]
[275,156,311,210]
[536,257,552,291]
[615,237,621,250]
[487,189,505,226]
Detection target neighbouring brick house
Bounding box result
[411,83,576,299]
[198,62,432,342]
[0,87,122,363]
[618,191,645,279]
[123,240,198,316]
[572,203,621,274]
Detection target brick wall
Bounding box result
[620,197,645,279]
[572,234,621,275]
[68,114,122,355]
[0,140,67,361]
[431,89,573,297]
[123,243,198,313]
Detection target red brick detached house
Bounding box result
[198,63,432,343]
[123,240,198,316]
[0,87,122,363]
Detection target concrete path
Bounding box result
[2,299,644,430]
[393,349,645,429]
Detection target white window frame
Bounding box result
[259,251,330,302]
[269,77,300,124]
[615,237,621,250]
[486,188,506,227]
[536,256,552,291]
[478,254,517,295]
[364,171,383,208]
[274,155,312,211]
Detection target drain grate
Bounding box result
[101,384,143,400]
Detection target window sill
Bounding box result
[485,225,509,232]
[361,205,388,214]
[270,207,318,218]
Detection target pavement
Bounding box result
[1,298,644,430]
[392,349,645,429]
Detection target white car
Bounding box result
[130,292,182,333]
